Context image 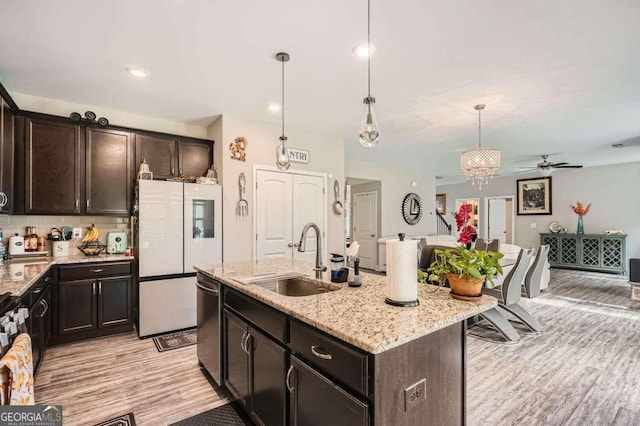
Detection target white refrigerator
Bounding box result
[137,180,222,337]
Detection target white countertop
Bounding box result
[0,254,133,297]
[195,259,497,354]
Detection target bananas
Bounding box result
[82,224,100,243]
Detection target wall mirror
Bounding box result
[402,193,423,225]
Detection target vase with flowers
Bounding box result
[571,201,591,234]
[453,203,477,248]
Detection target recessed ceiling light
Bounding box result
[353,43,375,57]
[127,67,148,78]
[267,103,281,112]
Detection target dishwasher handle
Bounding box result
[196,281,219,295]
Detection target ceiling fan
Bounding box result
[518,155,583,174]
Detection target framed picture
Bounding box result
[517,176,552,215]
[435,193,446,214]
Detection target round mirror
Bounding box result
[402,193,423,225]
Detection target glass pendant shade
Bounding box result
[275,52,291,170]
[275,137,291,170]
[358,97,380,147]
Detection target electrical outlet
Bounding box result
[72,227,82,238]
[404,378,427,411]
[530,223,537,229]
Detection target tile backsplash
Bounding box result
[0,215,131,254]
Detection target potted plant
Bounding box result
[426,246,504,298]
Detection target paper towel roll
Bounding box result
[386,238,418,304]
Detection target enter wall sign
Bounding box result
[288,148,309,164]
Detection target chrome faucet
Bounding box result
[298,222,327,279]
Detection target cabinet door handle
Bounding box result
[40,299,48,316]
[92,282,96,295]
[171,167,175,177]
[240,331,248,352]
[311,345,333,360]
[286,365,295,393]
[90,269,103,273]
[44,276,50,283]
[86,199,90,210]
[76,199,79,210]
[98,281,102,295]
[243,333,251,355]
[32,288,42,295]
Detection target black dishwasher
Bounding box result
[196,273,221,385]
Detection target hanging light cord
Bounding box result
[367,0,371,98]
[477,107,482,148]
[281,58,285,139]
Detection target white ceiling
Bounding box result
[1,0,640,183]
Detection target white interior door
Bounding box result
[353,191,377,269]
[292,174,325,264]
[488,198,507,243]
[256,171,293,259]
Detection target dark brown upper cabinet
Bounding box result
[25,118,81,214]
[85,128,133,215]
[178,140,212,178]
[134,134,177,179]
[135,133,212,179]
[0,98,14,214]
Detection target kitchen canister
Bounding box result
[385,233,419,307]
[52,240,70,257]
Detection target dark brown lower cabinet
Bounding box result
[59,279,97,334]
[56,262,133,344]
[289,355,369,426]
[250,326,286,426]
[23,273,52,375]
[223,309,287,426]
[98,276,131,328]
[224,310,250,406]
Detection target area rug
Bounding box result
[94,412,136,426]
[153,328,197,352]
[169,402,253,426]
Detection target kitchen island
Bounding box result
[195,259,497,426]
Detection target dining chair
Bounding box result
[474,239,500,252]
[469,248,535,344]
[474,239,489,251]
[523,245,549,298]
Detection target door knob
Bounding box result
[370,234,375,238]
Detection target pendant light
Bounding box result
[275,52,291,170]
[358,0,380,147]
[460,104,501,189]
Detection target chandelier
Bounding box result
[460,104,500,189]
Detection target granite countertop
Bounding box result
[0,254,133,297]
[195,259,497,354]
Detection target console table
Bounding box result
[540,233,627,274]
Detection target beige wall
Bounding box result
[437,161,640,259]
[11,92,207,138]
[346,159,437,238]
[208,115,345,262]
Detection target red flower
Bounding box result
[454,204,475,244]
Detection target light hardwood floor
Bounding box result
[35,333,229,426]
[36,269,640,425]
[468,269,640,425]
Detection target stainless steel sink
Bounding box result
[254,276,341,297]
